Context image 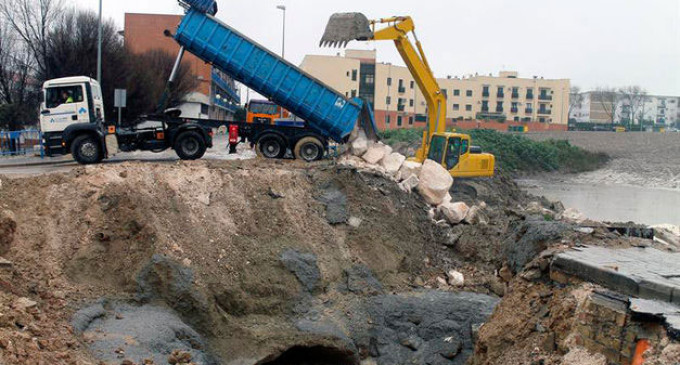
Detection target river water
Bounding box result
[518,179,680,226]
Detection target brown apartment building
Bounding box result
[124,13,240,120]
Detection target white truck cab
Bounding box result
[40,77,106,156]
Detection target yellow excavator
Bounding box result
[321,14,495,178]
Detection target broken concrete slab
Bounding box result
[398,161,422,182]
[381,152,406,176]
[417,160,454,206]
[438,202,469,225]
[553,246,680,303]
[629,298,680,340]
[362,143,392,165]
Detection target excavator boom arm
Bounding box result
[321,14,448,161]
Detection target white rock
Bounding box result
[436,276,449,288]
[381,153,406,175]
[398,161,423,182]
[350,130,369,156]
[362,143,392,165]
[442,193,453,205]
[348,217,363,228]
[417,160,454,206]
[399,175,420,193]
[427,208,436,220]
[447,270,465,287]
[558,208,586,223]
[338,155,367,169]
[438,202,470,225]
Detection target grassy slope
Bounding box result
[379,128,609,174]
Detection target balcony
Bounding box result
[497,93,505,98]
[481,106,490,112]
[525,109,534,114]
[538,109,552,115]
[526,94,534,100]
[397,104,405,112]
[398,87,406,93]
[511,107,519,113]
[482,91,490,98]
[512,93,519,99]
[496,107,504,113]
[539,94,552,101]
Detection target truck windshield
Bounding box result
[46,85,84,108]
[249,102,278,115]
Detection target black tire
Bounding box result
[174,131,207,160]
[294,137,324,162]
[71,135,103,164]
[256,135,286,159]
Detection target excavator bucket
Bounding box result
[320,13,373,48]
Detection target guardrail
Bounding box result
[0,130,44,158]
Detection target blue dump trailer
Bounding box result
[161,0,378,161]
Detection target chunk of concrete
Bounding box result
[362,143,392,165]
[350,130,369,156]
[447,270,465,287]
[417,160,454,206]
[438,202,470,225]
[398,161,422,182]
[399,175,420,194]
[381,152,406,176]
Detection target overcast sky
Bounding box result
[74,0,680,96]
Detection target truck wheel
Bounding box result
[174,131,207,160]
[294,137,324,162]
[71,135,103,164]
[256,135,286,159]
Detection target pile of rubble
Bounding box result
[340,132,486,227]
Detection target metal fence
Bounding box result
[0,130,44,158]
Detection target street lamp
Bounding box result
[276,5,286,59]
[97,0,103,83]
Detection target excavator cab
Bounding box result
[428,133,495,178]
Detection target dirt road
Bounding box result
[525,131,680,190]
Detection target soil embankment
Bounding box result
[0,158,677,364]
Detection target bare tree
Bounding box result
[619,86,647,128]
[0,0,64,80]
[593,87,621,125]
[0,22,39,129]
[568,86,584,120]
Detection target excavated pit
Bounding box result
[256,346,359,365]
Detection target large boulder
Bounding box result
[350,130,369,156]
[438,202,469,225]
[398,161,422,181]
[362,143,392,165]
[381,152,406,176]
[417,160,454,206]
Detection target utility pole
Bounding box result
[97,0,103,83]
[276,5,286,59]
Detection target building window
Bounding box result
[539,117,546,123]
[496,101,503,112]
[466,104,472,111]
[410,99,414,107]
[466,90,473,97]
[514,117,520,122]
[351,90,357,98]
[454,89,460,96]
[526,88,534,99]
[365,74,374,85]
[387,77,392,86]
[397,116,403,126]
[386,96,391,105]
[482,86,489,97]
[497,86,505,98]
[386,115,390,125]
[481,100,489,112]
[346,71,350,77]
[409,116,414,125]
[351,70,358,81]
[410,81,415,89]
[453,104,460,111]
[512,87,519,98]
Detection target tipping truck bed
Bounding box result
[175,0,378,143]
